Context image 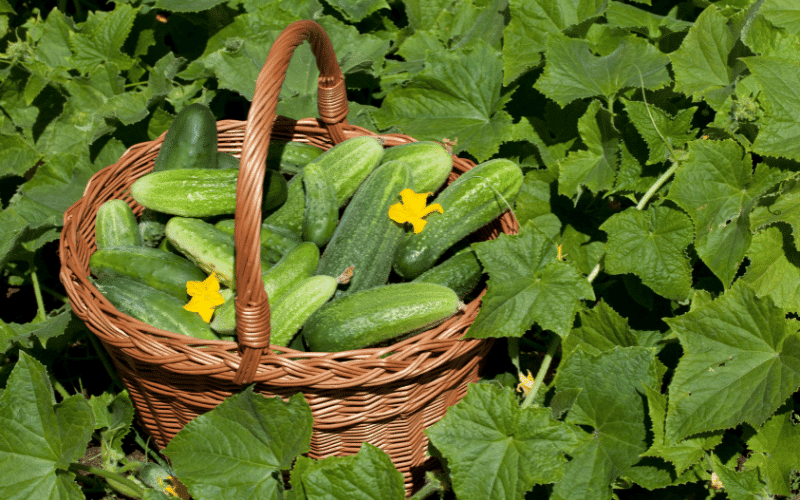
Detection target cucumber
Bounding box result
[94,276,219,341]
[412,246,483,299]
[90,246,207,300]
[95,199,141,250]
[266,140,324,175]
[164,217,272,289]
[394,158,523,279]
[215,218,301,264]
[269,275,337,347]
[263,136,384,233]
[302,161,338,247]
[216,151,240,169]
[381,141,453,193]
[153,102,218,172]
[302,282,460,352]
[138,209,170,248]
[131,168,288,218]
[316,161,413,296]
[210,242,320,334]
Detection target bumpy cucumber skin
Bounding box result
[263,136,384,233]
[380,141,453,193]
[316,161,413,296]
[412,247,483,299]
[215,219,301,264]
[95,200,141,250]
[90,246,207,300]
[164,217,272,289]
[266,140,324,175]
[394,158,523,279]
[153,103,218,172]
[270,275,337,347]
[210,242,319,334]
[302,162,338,247]
[95,276,219,341]
[131,168,288,217]
[303,282,460,352]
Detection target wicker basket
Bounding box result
[59,20,517,496]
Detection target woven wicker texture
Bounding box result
[59,20,518,496]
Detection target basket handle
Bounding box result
[232,20,348,385]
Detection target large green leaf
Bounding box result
[562,300,640,362]
[604,3,692,39]
[68,4,138,73]
[622,99,698,165]
[742,224,800,313]
[426,383,579,499]
[663,282,800,443]
[760,0,800,35]
[743,404,800,496]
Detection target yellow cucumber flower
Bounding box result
[184,272,225,322]
[516,370,535,395]
[388,188,443,233]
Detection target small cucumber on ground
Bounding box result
[380,141,453,193]
[210,242,319,334]
[131,168,288,217]
[302,161,338,247]
[316,161,413,296]
[94,276,219,341]
[165,217,272,289]
[269,275,337,347]
[95,199,141,249]
[215,218,301,264]
[302,282,460,352]
[90,246,207,300]
[263,136,384,233]
[266,140,324,175]
[393,158,523,279]
[412,246,483,300]
[153,103,218,172]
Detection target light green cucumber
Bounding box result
[393,158,523,279]
[269,275,337,347]
[90,246,207,300]
[215,218,301,264]
[302,282,460,352]
[412,247,483,299]
[380,141,453,193]
[210,242,319,334]
[302,161,338,247]
[164,217,272,289]
[95,199,141,249]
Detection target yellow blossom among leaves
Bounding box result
[184,272,225,322]
[516,370,535,395]
[388,188,443,233]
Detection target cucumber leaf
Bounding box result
[741,224,800,313]
[743,403,800,496]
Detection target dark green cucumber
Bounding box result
[263,136,384,233]
[303,282,460,352]
[269,275,337,347]
[94,276,219,341]
[215,218,301,264]
[266,140,324,175]
[380,141,453,193]
[302,161,338,247]
[153,102,218,172]
[412,247,483,299]
[210,242,320,334]
[90,246,207,300]
[131,168,288,217]
[216,151,240,169]
[394,158,523,279]
[164,217,272,289]
[95,199,141,249]
[316,161,413,296]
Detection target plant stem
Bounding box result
[409,480,444,500]
[520,337,560,409]
[636,161,679,211]
[30,268,47,322]
[69,463,145,499]
[50,376,71,400]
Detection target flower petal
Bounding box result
[388,202,412,224]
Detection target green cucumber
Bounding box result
[131,168,288,218]
[263,136,384,233]
[303,282,460,352]
[164,217,272,289]
[380,141,453,193]
[316,161,413,296]
[138,209,170,248]
[90,246,207,300]
[210,242,319,334]
[302,161,338,247]
[95,199,141,250]
[216,151,240,169]
[266,140,324,175]
[94,276,219,341]
[412,247,483,299]
[394,158,523,279]
[153,103,218,172]
[215,218,301,264]
[269,275,337,347]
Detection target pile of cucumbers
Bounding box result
[90,103,523,352]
